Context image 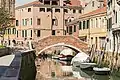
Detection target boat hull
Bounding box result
[72,61,96,69]
[80,63,96,69]
[93,67,110,75]
[94,71,110,75]
[59,56,73,61]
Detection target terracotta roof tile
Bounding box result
[70,0,81,6]
[21,1,41,7]
[79,7,107,18]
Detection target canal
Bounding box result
[36,58,120,80]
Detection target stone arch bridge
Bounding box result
[34,36,89,56]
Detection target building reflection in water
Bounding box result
[37,58,113,80]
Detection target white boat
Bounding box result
[59,49,74,61]
[71,52,96,69]
[80,63,97,69]
[59,57,68,61]
[52,55,59,59]
[93,67,110,75]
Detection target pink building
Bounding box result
[15,0,82,43]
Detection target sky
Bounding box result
[16,0,35,6]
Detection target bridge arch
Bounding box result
[34,36,88,55]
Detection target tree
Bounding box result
[0,8,11,44]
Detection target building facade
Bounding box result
[66,0,107,50]
[0,0,15,45]
[107,0,120,53]
[15,0,82,43]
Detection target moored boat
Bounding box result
[71,52,96,69]
[80,63,97,69]
[93,67,110,75]
[59,49,74,61]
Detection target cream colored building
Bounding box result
[15,0,82,43]
[66,0,107,50]
[107,0,120,53]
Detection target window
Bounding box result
[37,30,40,37]
[79,10,82,13]
[25,19,27,26]
[52,19,58,26]
[87,20,89,29]
[67,27,69,33]
[37,18,41,25]
[65,19,68,25]
[52,1,58,5]
[55,9,60,12]
[17,31,18,37]
[64,9,68,13]
[31,30,32,37]
[92,1,94,7]
[16,20,19,26]
[28,8,31,12]
[91,19,93,28]
[52,30,55,35]
[83,21,85,29]
[96,18,98,27]
[107,18,112,31]
[47,8,51,12]
[8,29,11,34]
[116,12,117,23]
[39,8,45,12]
[69,26,72,35]
[22,19,24,26]
[79,22,82,30]
[73,10,76,13]
[13,28,16,34]
[95,37,98,49]
[44,1,50,5]
[25,30,27,37]
[39,0,43,3]
[22,30,24,37]
[69,19,71,22]
[30,18,32,25]
[74,25,76,32]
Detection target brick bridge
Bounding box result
[34,36,89,56]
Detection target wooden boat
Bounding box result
[93,67,110,75]
[80,63,97,69]
[71,52,96,69]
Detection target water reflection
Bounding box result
[37,58,120,80]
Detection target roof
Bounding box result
[79,7,106,18]
[69,0,81,6]
[16,1,42,9]
[20,1,41,7]
[16,0,82,9]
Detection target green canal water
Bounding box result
[50,59,120,80]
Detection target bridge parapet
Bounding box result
[34,36,89,55]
